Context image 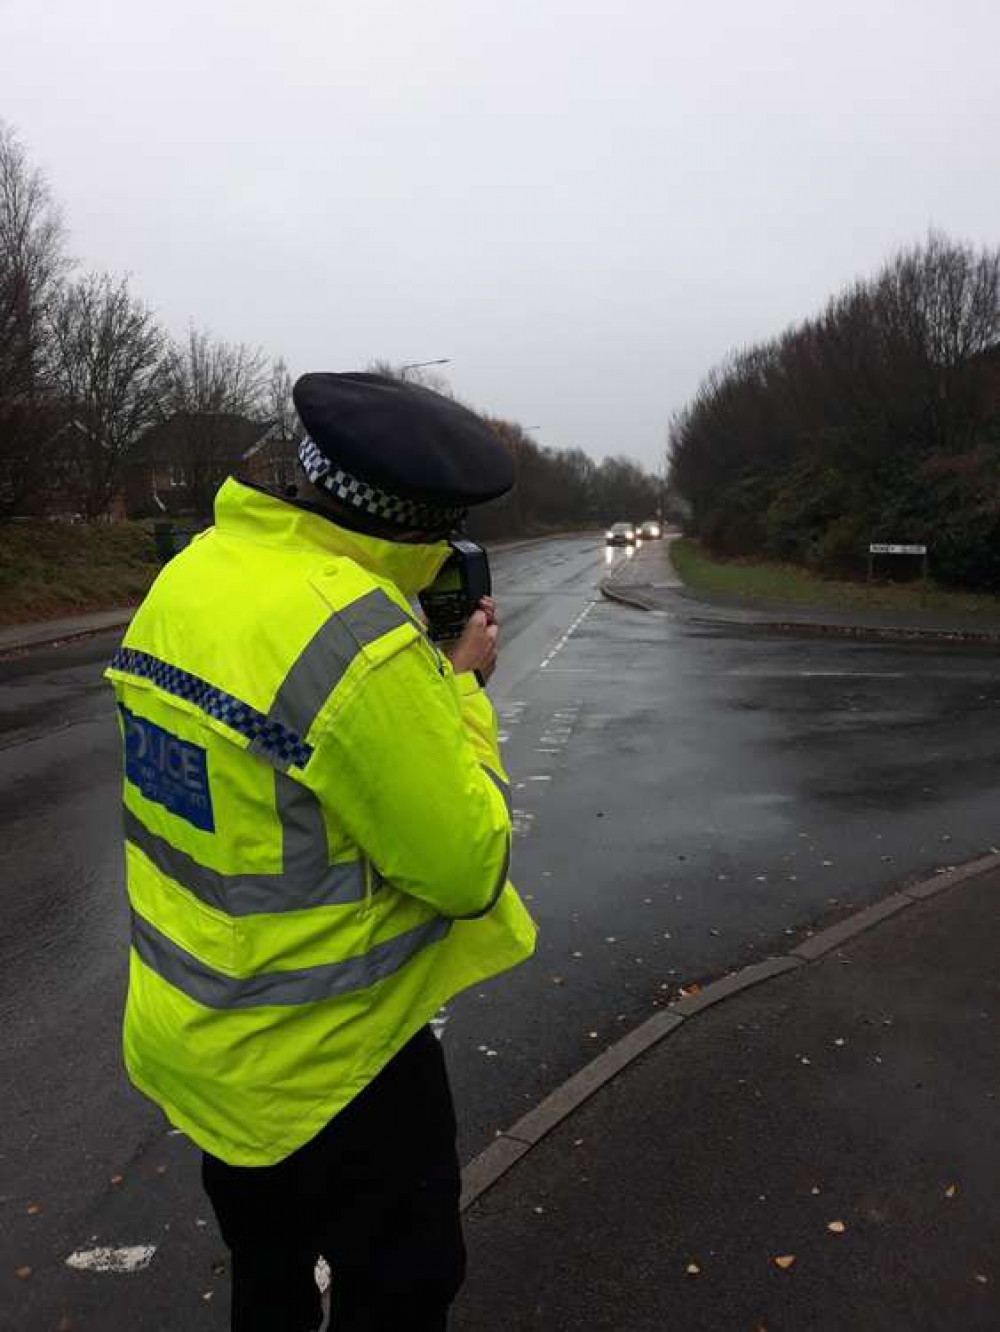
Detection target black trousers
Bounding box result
[202,1027,466,1332]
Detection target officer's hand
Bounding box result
[446,609,499,682]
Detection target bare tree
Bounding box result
[156,328,269,514]
[49,272,164,517]
[267,356,298,440]
[0,121,67,517]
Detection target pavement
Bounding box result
[0,607,135,656]
[457,860,1000,1332]
[601,537,1000,644]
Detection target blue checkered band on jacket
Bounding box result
[298,436,466,531]
[110,648,314,770]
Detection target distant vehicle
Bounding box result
[639,519,662,540]
[605,521,636,546]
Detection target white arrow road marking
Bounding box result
[65,1245,156,1273]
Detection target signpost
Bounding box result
[868,542,929,603]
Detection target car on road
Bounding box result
[605,521,637,546]
[638,519,662,540]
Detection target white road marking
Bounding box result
[65,1245,156,1274]
[729,670,905,679]
[539,602,596,669]
[798,671,905,678]
[512,810,536,836]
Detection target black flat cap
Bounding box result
[293,372,514,531]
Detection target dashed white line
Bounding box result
[539,602,596,669]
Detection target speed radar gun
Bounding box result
[419,538,492,642]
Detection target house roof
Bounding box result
[130,413,278,464]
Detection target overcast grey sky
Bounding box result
[2,0,999,468]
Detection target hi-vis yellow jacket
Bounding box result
[106,479,536,1165]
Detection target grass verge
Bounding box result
[0,520,160,625]
[670,538,1000,620]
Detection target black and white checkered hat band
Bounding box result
[298,437,465,531]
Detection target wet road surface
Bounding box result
[3,535,999,1328]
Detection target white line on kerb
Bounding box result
[65,1245,157,1274]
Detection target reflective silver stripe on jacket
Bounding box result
[124,805,367,916]
[260,589,414,751]
[130,908,451,1009]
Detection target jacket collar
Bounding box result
[213,478,451,598]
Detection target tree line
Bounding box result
[1,122,660,532]
[468,418,661,539]
[668,233,1000,590]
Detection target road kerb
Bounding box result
[461,850,1000,1212]
[502,1011,685,1152]
[600,577,1000,646]
[791,893,914,962]
[0,614,134,659]
[670,955,803,1016]
[460,1135,532,1211]
[761,619,1000,647]
[598,579,658,613]
[903,851,1000,899]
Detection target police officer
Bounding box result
[107,372,537,1331]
